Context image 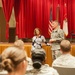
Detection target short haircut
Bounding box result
[60,40,71,52]
[52,20,59,25]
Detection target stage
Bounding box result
[0,43,75,66]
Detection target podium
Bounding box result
[9,28,15,43]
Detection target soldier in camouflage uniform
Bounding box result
[52,40,75,68]
[49,20,65,60]
[26,48,59,75]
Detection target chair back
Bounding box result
[53,66,75,75]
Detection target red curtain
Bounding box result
[2,0,75,38]
[71,0,75,34]
[14,0,51,38]
[2,0,14,39]
[14,0,34,38]
[52,0,72,38]
[14,0,22,38]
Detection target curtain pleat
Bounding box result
[2,0,14,39]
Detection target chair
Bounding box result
[70,31,75,42]
[53,66,75,75]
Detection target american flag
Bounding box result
[48,21,53,35]
[48,6,53,35]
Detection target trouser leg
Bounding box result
[52,50,56,60]
[55,50,62,58]
[52,50,61,60]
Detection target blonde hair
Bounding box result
[14,39,24,49]
[1,40,27,73]
[60,40,71,52]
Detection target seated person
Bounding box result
[52,40,75,68]
[14,39,25,49]
[32,28,49,50]
[1,42,28,75]
[26,48,59,75]
[14,39,32,63]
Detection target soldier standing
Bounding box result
[49,20,65,60]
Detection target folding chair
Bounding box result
[53,66,75,75]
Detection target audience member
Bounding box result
[14,39,32,68]
[26,48,59,75]
[1,40,28,75]
[14,39,25,49]
[52,40,75,68]
[13,39,28,56]
[49,20,65,60]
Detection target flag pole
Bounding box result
[56,4,60,22]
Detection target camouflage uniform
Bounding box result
[26,64,59,75]
[26,48,59,75]
[51,26,65,60]
[52,53,75,68]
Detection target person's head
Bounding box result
[34,28,41,36]
[14,39,27,58]
[31,48,46,69]
[14,39,24,49]
[60,40,71,53]
[52,20,59,29]
[1,46,28,74]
